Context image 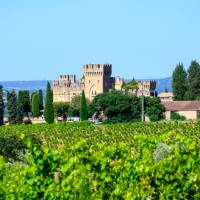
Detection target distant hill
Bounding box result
[0,80,47,92]
[0,77,172,94]
[155,77,172,93]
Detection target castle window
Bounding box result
[91,90,96,97]
[98,80,100,83]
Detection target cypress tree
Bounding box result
[172,63,187,100]
[80,91,88,121]
[18,91,25,120]
[23,90,31,116]
[31,93,40,117]
[186,60,200,100]
[17,92,24,124]
[38,89,44,111]
[31,92,36,105]
[0,85,4,126]
[7,90,18,125]
[18,90,30,117]
[44,82,54,123]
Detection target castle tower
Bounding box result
[114,76,124,90]
[137,80,156,97]
[83,64,113,101]
[52,74,81,102]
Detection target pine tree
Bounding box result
[186,60,200,100]
[38,89,44,112]
[172,63,187,100]
[0,85,4,126]
[44,82,54,123]
[31,93,40,117]
[7,90,18,125]
[80,91,88,121]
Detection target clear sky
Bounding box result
[0,0,200,81]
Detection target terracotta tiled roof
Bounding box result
[162,101,200,111]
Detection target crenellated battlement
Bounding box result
[52,64,156,102]
[138,80,156,91]
[59,75,76,83]
[83,64,112,77]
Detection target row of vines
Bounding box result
[0,121,200,199]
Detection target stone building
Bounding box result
[137,80,157,97]
[52,64,157,102]
[158,92,173,101]
[52,64,123,102]
[163,101,200,120]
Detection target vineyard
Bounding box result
[0,121,200,199]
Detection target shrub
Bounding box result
[171,112,186,121]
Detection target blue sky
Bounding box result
[0,0,200,81]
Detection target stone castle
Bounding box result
[52,64,156,102]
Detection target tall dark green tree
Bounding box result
[0,85,4,126]
[172,63,187,100]
[80,91,88,121]
[31,93,40,117]
[18,91,24,113]
[18,90,30,116]
[68,95,90,117]
[54,102,69,121]
[23,90,31,115]
[38,89,44,111]
[186,60,200,100]
[44,82,54,124]
[7,90,18,125]
[89,91,141,123]
[16,92,24,124]
[145,97,165,121]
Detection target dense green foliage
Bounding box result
[0,121,199,199]
[38,89,44,112]
[89,91,141,123]
[18,90,31,116]
[145,97,165,121]
[17,91,25,121]
[186,60,200,100]
[68,95,90,117]
[172,60,200,100]
[68,95,81,117]
[44,82,54,124]
[16,93,24,124]
[171,112,186,121]
[54,102,70,121]
[7,90,19,124]
[0,86,4,126]
[172,63,187,100]
[89,91,165,123]
[122,78,138,91]
[31,93,40,117]
[80,91,88,121]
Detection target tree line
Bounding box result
[0,81,89,125]
[0,82,52,125]
[172,60,200,100]
[52,90,165,123]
